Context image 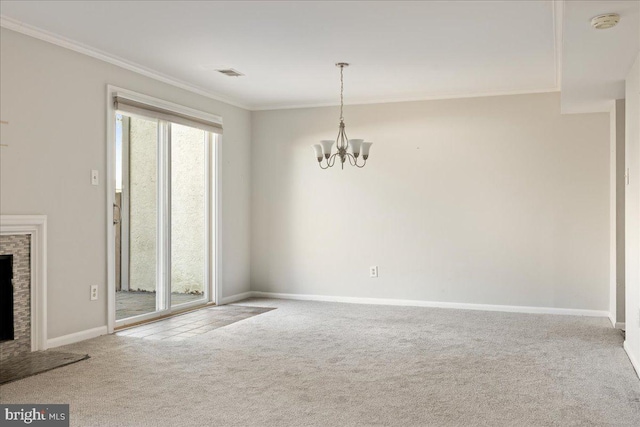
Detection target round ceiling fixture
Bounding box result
[591,13,620,30]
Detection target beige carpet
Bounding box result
[1,298,639,426]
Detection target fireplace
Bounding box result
[0,236,30,359]
[0,215,48,356]
[0,254,14,342]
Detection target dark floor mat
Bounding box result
[0,351,89,385]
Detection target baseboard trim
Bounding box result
[250,291,610,317]
[623,341,640,379]
[40,294,613,348]
[220,291,253,305]
[46,326,108,349]
[608,314,626,330]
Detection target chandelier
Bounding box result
[313,63,372,169]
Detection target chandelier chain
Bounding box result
[340,65,344,121]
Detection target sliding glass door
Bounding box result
[116,114,160,320]
[170,123,208,307]
[114,114,213,325]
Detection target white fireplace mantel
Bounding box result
[0,215,47,351]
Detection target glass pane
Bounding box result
[170,123,207,306]
[116,114,159,320]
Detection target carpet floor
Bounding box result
[1,298,639,426]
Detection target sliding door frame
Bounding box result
[106,85,221,333]
[158,120,171,316]
[119,115,131,292]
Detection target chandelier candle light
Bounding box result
[313,63,372,169]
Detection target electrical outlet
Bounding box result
[370,266,378,278]
[90,285,98,301]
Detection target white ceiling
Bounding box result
[0,1,559,110]
[1,1,637,112]
[561,1,639,113]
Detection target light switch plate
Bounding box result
[91,170,99,186]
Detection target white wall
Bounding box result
[625,53,640,372]
[0,29,252,339]
[251,93,610,311]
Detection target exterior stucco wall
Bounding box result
[128,119,206,294]
[170,124,206,294]
[129,117,158,292]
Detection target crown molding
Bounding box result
[251,87,560,111]
[1,14,561,112]
[0,15,251,110]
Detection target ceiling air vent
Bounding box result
[217,68,244,77]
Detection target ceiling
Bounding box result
[561,1,639,113]
[0,0,558,110]
[0,1,637,112]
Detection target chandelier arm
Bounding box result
[342,128,350,152]
[355,157,367,168]
[327,153,337,167]
[346,152,357,166]
[318,159,330,169]
[343,126,350,150]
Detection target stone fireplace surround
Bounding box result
[0,235,30,359]
[0,215,47,358]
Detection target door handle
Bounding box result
[113,203,121,225]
